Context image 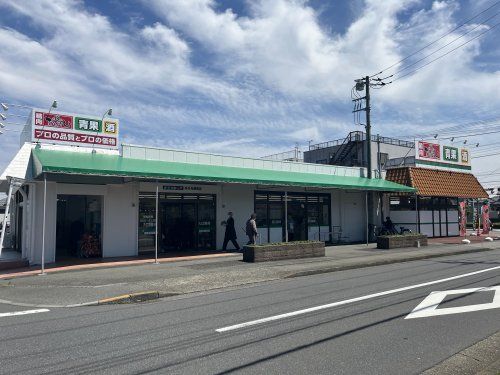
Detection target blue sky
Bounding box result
[0,0,499,186]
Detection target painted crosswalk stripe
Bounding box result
[0,309,50,318]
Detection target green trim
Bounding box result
[32,148,416,192]
[416,159,471,170]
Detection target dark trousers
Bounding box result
[247,234,256,245]
[223,237,240,251]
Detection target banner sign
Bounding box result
[31,109,119,149]
[34,112,73,129]
[459,201,467,236]
[417,141,440,160]
[34,129,117,147]
[415,141,471,170]
[482,204,490,235]
[443,146,458,162]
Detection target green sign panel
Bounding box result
[75,117,102,132]
[443,146,459,162]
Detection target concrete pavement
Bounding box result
[0,250,498,374]
[0,240,499,307]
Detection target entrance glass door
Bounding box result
[156,193,216,252]
[56,195,102,259]
[162,201,182,251]
[287,195,307,241]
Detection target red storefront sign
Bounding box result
[459,201,467,236]
[34,112,73,129]
[34,129,117,146]
[418,141,440,160]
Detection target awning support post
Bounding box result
[365,191,369,246]
[415,193,419,233]
[284,191,288,243]
[0,179,13,256]
[154,183,159,264]
[39,174,47,276]
[476,199,481,236]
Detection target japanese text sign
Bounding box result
[415,141,471,169]
[443,146,459,162]
[31,109,119,149]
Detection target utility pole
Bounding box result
[352,76,374,179]
[365,76,372,179]
[352,74,387,242]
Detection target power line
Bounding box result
[392,20,500,82]
[472,151,500,158]
[392,10,500,78]
[398,116,500,139]
[371,0,500,77]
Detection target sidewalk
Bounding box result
[0,240,499,307]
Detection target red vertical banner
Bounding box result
[482,204,490,235]
[459,201,467,236]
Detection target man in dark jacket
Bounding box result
[222,212,240,251]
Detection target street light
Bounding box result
[48,100,57,113]
[0,114,5,120]
[0,123,4,128]
[0,103,32,111]
[91,108,112,153]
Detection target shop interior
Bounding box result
[56,194,103,260]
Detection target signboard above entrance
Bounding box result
[415,141,471,171]
[30,109,119,149]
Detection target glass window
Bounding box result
[254,191,331,242]
[138,193,156,253]
[418,197,432,210]
[255,193,269,228]
[198,196,215,249]
[307,201,319,226]
[390,195,415,210]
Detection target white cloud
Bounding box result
[0,0,499,175]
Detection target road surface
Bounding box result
[0,250,499,374]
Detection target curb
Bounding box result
[422,331,500,375]
[284,247,495,279]
[97,291,161,305]
[0,246,497,308]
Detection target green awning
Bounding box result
[32,148,415,192]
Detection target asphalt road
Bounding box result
[0,250,499,375]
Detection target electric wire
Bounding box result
[370,0,500,77]
[391,10,500,78]
[391,19,500,82]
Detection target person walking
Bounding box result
[222,212,240,251]
[246,213,258,245]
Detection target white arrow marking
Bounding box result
[405,286,500,319]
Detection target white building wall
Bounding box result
[29,182,140,264]
[27,179,379,264]
[103,184,138,257]
[339,190,366,242]
[32,180,57,264]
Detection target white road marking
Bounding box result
[0,309,50,318]
[216,265,500,333]
[405,286,500,319]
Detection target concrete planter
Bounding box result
[377,234,428,249]
[243,241,325,263]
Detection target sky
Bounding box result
[0,0,499,188]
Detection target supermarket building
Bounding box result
[0,109,414,265]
